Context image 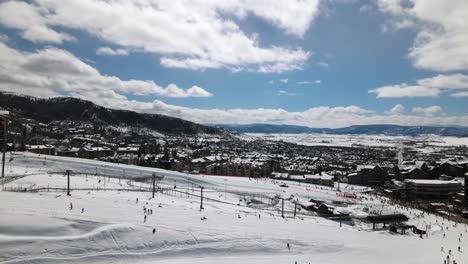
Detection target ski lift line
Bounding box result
[12,154,332,202]
[7,180,319,220]
[13,154,223,186]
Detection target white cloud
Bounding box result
[0,34,9,43]
[278,90,296,96]
[369,84,440,98]
[2,43,467,128]
[317,61,329,67]
[0,1,74,43]
[385,104,405,115]
[231,0,321,37]
[378,0,468,71]
[0,43,212,100]
[114,101,468,128]
[297,80,321,85]
[369,73,468,98]
[450,92,468,98]
[412,106,444,116]
[96,47,129,56]
[279,78,289,84]
[0,0,319,73]
[417,74,468,90]
[128,102,381,128]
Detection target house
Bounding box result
[428,203,446,211]
[347,165,387,186]
[288,174,305,182]
[271,172,289,179]
[435,161,465,178]
[117,146,140,155]
[205,160,268,177]
[56,147,80,157]
[25,144,55,155]
[298,200,316,211]
[304,174,334,187]
[191,156,221,173]
[462,211,468,219]
[78,146,112,159]
[465,172,468,203]
[316,203,334,215]
[399,167,428,180]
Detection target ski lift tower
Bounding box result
[0,111,9,179]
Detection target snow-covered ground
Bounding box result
[248,133,468,148]
[1,152,467,263]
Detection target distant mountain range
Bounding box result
[214,123,468,137]
[2,92,466,137]
[0,92,225,135]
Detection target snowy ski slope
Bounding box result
[0,152,467,264]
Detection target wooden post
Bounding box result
[294,202,297,217]
[152,173,156,199]
[281,199,284,218]
[200,186,204,211]
[66,170,71,196]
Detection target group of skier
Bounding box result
[137,198,157,235]
[440,227,466,263]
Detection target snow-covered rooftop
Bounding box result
[304,174,334,180]
[405,179,460,185]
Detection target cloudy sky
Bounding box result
[0,0,467,128]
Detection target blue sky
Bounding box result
[0,0,467,128]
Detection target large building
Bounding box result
[404,179,461,197]
[465,173,468,204]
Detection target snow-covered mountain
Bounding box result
[215,123,468,137]
[0,92,227,136]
